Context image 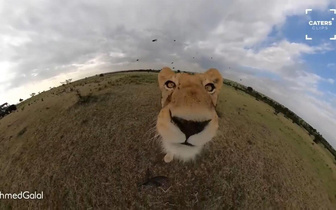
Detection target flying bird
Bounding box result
[152,39,157,42]
[136,59,139,61]
[171,62,174,64]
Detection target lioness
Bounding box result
[156,67,223,162]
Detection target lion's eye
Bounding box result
[165,80,176,89]
[205,83,215,93]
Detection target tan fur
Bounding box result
[156,67,223,162]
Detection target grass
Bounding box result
[0,71,335,209]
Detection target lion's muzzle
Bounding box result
[169,110,211,146]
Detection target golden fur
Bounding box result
[156,67,223,162]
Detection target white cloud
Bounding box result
[327,78,334,84]
[221,41,327,73]
[0,61,16,84]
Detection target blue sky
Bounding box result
[283,9,336,99]
[238,8,336,146]
[257,9,336,96]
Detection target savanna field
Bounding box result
[0,71,335,209]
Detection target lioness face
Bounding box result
[156,67,223,161]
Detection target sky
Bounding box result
[1,0,336,147]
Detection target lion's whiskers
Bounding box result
[147,130,161,147]
[144,117,161,147]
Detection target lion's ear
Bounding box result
[205,68,223,91]
[158,67,175,89]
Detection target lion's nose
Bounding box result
[170,111,211,139]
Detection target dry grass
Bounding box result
[0,71,335,209]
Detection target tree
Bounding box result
[66,79,72,84]
[313,133,323,143]
[60,79,72,85]
[274,109,280,115]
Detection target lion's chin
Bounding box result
[158,124,217,162]
[161,140,208,162]
[157,108,218,162]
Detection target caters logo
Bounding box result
[305,9,336,40]
[308,21,333,26]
